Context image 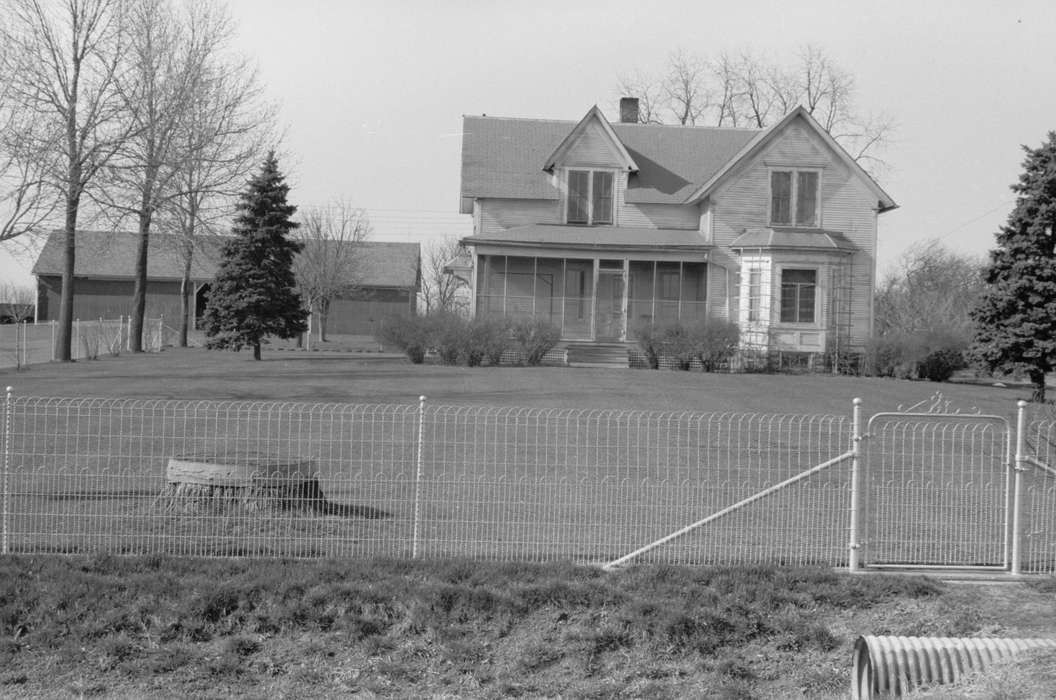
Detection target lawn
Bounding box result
[0,345,1038,417]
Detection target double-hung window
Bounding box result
[770,170,819,227]
[567,170,614,225]
[779,269,816,323]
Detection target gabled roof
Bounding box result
[32,229,421,288]
[460,115,757,208]
[541,105,638,173]
[461,105,897,214]
[684,106,897,212]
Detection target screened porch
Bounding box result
[474,254,708,342]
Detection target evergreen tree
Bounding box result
[203,152,307,360]
[971,132,1056,402]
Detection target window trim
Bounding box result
[565,168,617,225]
[768,168,822,228]
[778,266,819,325]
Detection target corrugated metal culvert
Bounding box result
[853,635,1056,699]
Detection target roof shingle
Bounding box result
[32,230,421,288]
[460,115,759,205]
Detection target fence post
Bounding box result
[2,386,11,555]
[848,397,863,573]
[412,395,426,559]
[1011,399,1028,575]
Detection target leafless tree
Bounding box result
[614,45,894,173]
[293,201,371,344]
[875,240,986,340]
[0,0,130,361]
[0,281,36,322]
[418,237,469,315]
[105,0,234,352]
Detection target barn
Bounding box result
[32,229,420,336]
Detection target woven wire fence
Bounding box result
[0,318,164,369]
[1,395,855,565]
[1022,419,1056,574]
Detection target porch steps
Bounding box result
[565,342,632,369]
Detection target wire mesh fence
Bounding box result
[1021,419,1056,574]
[1,391,1053,573]
[0,318,164,369]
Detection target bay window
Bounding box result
[779,268,816,323]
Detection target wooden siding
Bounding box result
[478,198,560,235]
[620,202,699,230]
[561,119,628,168]
[36,276,188,325]
[709,116,879,347]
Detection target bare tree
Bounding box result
[0,0,131,361]
[0,281,36,322]
[105,0,232,353]
[168,52,276,347]
[293,201,371,344]
[875,240,985,340]
[418,237,469,315]
[614,71,664,124]
[614,45,894,172]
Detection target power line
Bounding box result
[934,199,1014,241]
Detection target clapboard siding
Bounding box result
[478,198,560,235]
[620,202,699,230]
[709,116,879,346]
[562,119,628,167]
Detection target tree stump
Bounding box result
[155,451,326,514]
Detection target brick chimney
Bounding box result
[619,97,639,124]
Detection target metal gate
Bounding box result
[862,412,1012,570]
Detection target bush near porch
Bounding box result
[632,319,741,371]
[375,313,561,367]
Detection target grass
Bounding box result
[0,344,1039,416]
[1,555,1054,699]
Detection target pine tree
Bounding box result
[971,132,1056,402]
[203,152,307,360]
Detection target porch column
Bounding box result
[621,259,630,341]
[469,250,478,317]
[590,258,600,342]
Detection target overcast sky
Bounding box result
[3,0,1054,292]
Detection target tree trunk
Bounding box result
[129,205,153,353]
[178,272,191,348]
[56,190,80,362]
[1030,369,1047,403]
[319,298,329,342]
[253,341,261,361]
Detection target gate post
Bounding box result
[849,397,863,573]
[2,386,12,555]
[1011,400,1028,575]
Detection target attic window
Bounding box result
[567,170,614,225]
[770,170,819,227]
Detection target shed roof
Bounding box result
[463,224,710,252]
[461,115,758,206]
[32,229,421,288]
[729,227,858,252]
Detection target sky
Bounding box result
[2,0,1055,294]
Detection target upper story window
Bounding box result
[567,169,614,225]
[770,170,819,227]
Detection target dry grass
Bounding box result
[3,556,1053,699]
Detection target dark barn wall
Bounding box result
[319,287,415,335]
[37,276,191,325]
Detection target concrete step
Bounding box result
[565,342,631,368]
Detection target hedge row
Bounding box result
[632,319,740,371]
[375,313,561,367]
[861,331,968,382]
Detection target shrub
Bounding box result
[694,319,740,371]
[631,322,661,369]
[660,323,696,370]
[429,312,467,366]
[467,318,510,367]
[863,331,968,381]
[374,315,432,364]
[509,319,561,366]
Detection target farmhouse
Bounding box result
[32,229,420,335]
[459,99,896,366]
